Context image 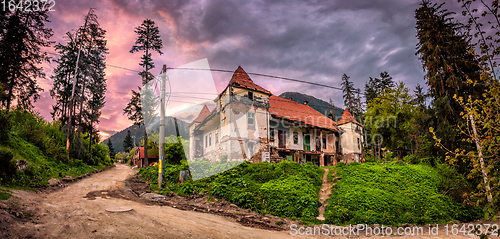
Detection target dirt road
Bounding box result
[1,164,484,238]
[2,164,318,238]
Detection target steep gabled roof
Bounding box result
[337,108,362,126]
[218,66,272,98]
[269,96,338,132]
[190,105,211,126]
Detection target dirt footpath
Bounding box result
[0,164,489,238]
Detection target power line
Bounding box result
[46,51,343,90]
[168,67,343,90]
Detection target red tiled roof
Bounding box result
[192,105,211,124]
[218,66,272,98]
[269,96,338,131]
[337,108,362,126]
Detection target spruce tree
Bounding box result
[415,0,485,161]
[123,130,133,153]
[341,74,362,116]
[107,139,115,159]
[0,10,53,110]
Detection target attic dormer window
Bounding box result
[248,91,254,100]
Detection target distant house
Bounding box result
[133,144,159,168]
[189,66,364,166]
[337,109,364,162]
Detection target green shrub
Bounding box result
[383,151,394,161]
[0,148,16,179]
[403,154,421,164]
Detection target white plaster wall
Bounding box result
[339,122,363,155]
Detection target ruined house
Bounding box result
[189,66,364,166]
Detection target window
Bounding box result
[209,133,212,146]
[215,131,219,143]
[205,135,207,147]
[270,129,275,141]
[293,132,298,144]
[248,91,254,100]
[248,142,254,156]
[357,138,360,150]
[247,112,255,126]
[323,137,326,149]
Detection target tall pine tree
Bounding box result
[124,19,163,167]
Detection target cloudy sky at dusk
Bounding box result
[33,0,465,139]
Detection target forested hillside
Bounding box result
[278,92,343,119]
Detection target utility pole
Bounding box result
[66,8,93,157]
[158,65,167,188]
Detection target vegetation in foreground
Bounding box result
[0,109,114,190]
[324,162,482,226]
[138,160,323,222]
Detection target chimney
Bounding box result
[289,97,293,101]
[304,101,308,105]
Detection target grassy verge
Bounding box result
[138,160,323,222]
[324,162,482,226]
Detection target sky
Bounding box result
[32,0,468,140]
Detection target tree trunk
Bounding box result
[469,114,493,205]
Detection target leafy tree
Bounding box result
[459,0,500,81]
[364,82,419,160]
[365,71,395,104]
[0,10,53,110]
[341,74,362,117]
[123,130,133,153]
[107,139,115,159]
[124,19,163,167]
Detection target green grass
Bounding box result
[324,162,482,226]
[0,188,10,200]
[139,160,324,221]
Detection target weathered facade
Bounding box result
[189,66,364,166]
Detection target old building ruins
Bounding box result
[189,66,364,166]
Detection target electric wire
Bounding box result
[46,51,344,91]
